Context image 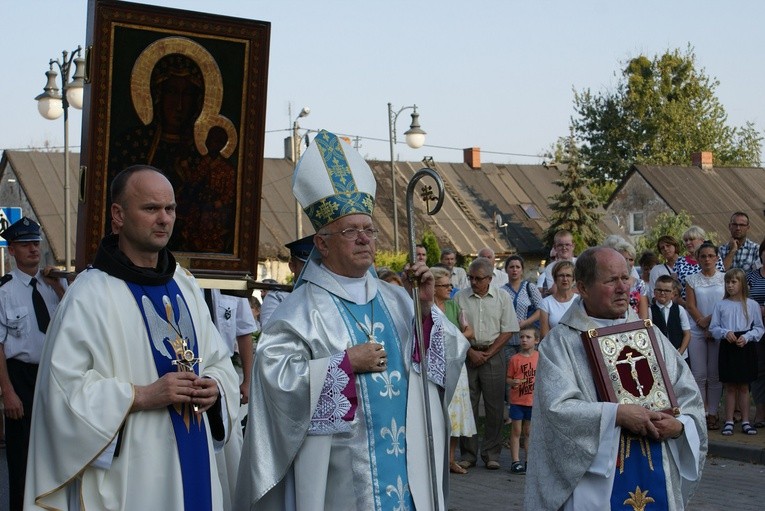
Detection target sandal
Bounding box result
[742,422,758,435]
[706,415,719,430]
[450,462,468,474]
[753,421,765,428]
[510,461,526,474]
[721,421,734,436]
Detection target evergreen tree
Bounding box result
[544,136,604,253]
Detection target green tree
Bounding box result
[376,231,441,271]
[545,136,617,205]
[634,210,693,256]
[421,230,441,266]
[634,209,721,257]
[589,181,617,205]
[543,137,604,253]
[571,46,762,184]
[374,250,408,272]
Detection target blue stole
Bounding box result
[126,280,213,511]
[610,434,669,510]
[334,294,415,511]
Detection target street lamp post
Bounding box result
[388,103,426,252]
[35,46,85,272]
[293,106,310,239]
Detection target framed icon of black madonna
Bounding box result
[77,0,270,275]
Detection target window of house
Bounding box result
[521,203,541,219]
[629,212,645,234]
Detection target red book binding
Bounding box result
[581,319,680,416]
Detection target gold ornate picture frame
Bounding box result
[581,320,680,416]
[76,0,270,275]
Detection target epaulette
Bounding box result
[0,274,12,287]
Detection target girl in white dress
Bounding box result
[710,268,765,435]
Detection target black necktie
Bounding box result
[30,277,50,333]
[204,288,216,326]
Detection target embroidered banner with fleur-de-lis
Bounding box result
[611,434,668,510]
[126,281,212,511]
[335,295,414,511]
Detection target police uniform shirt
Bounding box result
[210,290,258,356]
[0,269,67,363]
[259,289,288,328]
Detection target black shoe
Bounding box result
[510,461,525,474]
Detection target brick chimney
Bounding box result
[463,147,481,169]
[691,151,713,170]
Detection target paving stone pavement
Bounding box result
[447,446,765,510]
[2,439,763,510]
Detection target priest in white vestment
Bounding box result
[526,247,706,511]
[234,130,469,511]
[24,167,239,510]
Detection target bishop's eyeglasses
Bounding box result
[319,227,379,240]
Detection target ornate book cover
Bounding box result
[581,320,680,416]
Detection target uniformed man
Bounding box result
[0,217,67,510]
[204,287,258,510]
[259,235,314,327]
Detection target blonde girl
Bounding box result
[710,268,765,435]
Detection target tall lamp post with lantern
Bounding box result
[35,46,86,272]
[388,103,426,252]
[292,106,310,239]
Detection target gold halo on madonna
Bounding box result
[130,36,238,158]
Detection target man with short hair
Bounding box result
[720,211,759,271]
[526,247,705,510]
[415,243,428,264]
[0,217,67,511]
[441,247,469,291]
[25,166,239,510]
[541,230,577,295]
[455,257,519,470]
[236,131,468,510]
[477,246,508,287]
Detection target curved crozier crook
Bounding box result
[404,165,446,511]
[406,167,445,262]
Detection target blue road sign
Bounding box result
[0,207,23,247]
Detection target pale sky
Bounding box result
[3,0,764,165]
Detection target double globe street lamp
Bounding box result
[35,46,86,272]
[388,103,426,252]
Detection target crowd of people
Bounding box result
[383,213,764,508]
[0,125,759,509]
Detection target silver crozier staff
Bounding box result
[406,167,446,511]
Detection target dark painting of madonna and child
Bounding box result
[77,0,270,275]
